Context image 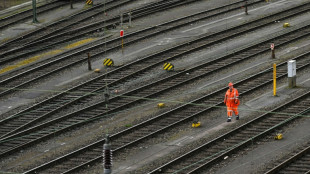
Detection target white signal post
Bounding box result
[120,30,124,54]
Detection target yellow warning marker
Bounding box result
[192,121,201,128]
[103,59,114,67]
[94,69,100,73]
[65,38,95,49]
[86,0,93,5]
[0,50,62,74]
[157,103,165,108]
[283,23,290,28]
[163,63,174,71]
[274,133,283,140]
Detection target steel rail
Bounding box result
[0,0,195,55]
[0,0,262,93]
[22,58,310,174]
[3,37,306,172]
[0,1,307,97]
[0,4,309,141]
[0,0,137,52]
[0,0,253,64]
[0,0,213,65]
[265,144,310,174]
[150,94,310,174]
[0,0,69,30]
[1,22,310,146]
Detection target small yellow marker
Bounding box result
[274,133,283,140]
[94,69,100,73]
[157,103,165,108]
[192,121,201,128]
[283,23,290,28]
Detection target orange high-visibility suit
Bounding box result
[224,84,239,120]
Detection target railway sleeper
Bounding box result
[83,111,101,116]
[289,163,310,168]
[256,122,277,127]
[244,127,267,132]
[251,124,274,129]
[223,139,243,144]
[283,167,310,172]
[131,132,149,138]
[84,151,101,156]
[237,131,258,136]
[0,125,21,130]
[112,142,126,148]
[294,160,310,165]
[31,110,52,113]
[63,94,81,98]
[206,147,226,154]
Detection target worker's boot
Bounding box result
[227,118,231,122]
[236,115,239,120]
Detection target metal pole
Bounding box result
[121,37,124,54]
[120,13,123,28]
[88,53,92,70]
[273,63,276,96]
[245,1,248,15]
[103,135,112,174]
[128,12,132,27]
[70,0,73,9]
[272,48,275,59]
[32,0,39,23]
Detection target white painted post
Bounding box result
[288,60,296,88]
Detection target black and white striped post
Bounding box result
[103,135,112,174]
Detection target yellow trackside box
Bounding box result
[157,103,165,108]
[274,133,283,140]
[192,122,201,128]
[283,23,290,28]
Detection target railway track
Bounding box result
[0,0,308,99]
[0,2,310,146]
[0,0,210,63]
[0,0,70,31]
[0,0,224,80]
[149,94,310,174]
[2,35,310,173]
[0,0,138,53]
[265,143,310,174]
[0,0,197,56]
[0,0,264,93]
[19,50,310,173]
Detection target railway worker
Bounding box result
[223,82,240,122]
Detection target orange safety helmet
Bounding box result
[228,82,233,87]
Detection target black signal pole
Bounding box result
[32,0,39,23]
[245,0,248,15]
